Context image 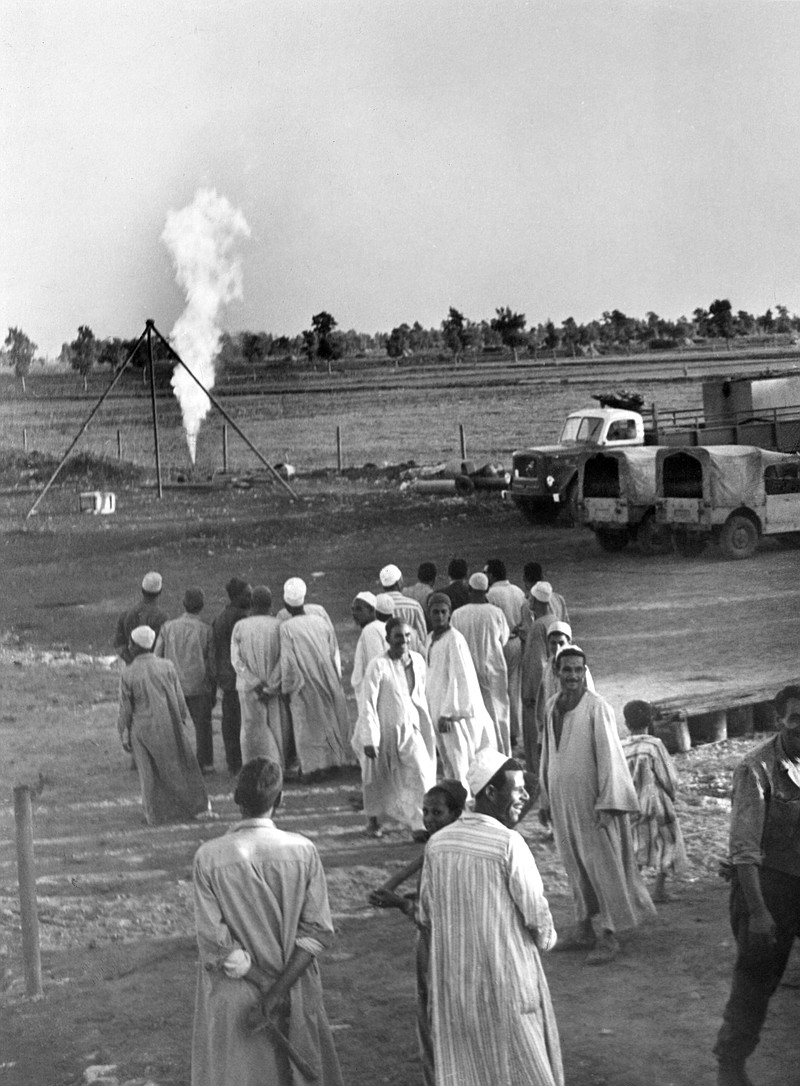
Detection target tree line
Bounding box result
[3,299,799,383]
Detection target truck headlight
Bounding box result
[546,474,555,488]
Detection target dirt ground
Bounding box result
[1,478,799,1086]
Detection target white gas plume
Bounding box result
[161,188,250,462]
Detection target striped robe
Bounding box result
[622,734,688,875]
[419,813,564,1086]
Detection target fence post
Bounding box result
[222,425,229,473]
[116,429,122,460]
[14,785,43,998]
[336,426,343,473]
[23,427,28,453]
[459,424,467,460]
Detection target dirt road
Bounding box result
[1,481,799,1085]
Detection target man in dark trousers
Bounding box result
[114,571,169,665]
[211,576,252,776]
[714,684,800,1086]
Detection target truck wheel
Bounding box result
[637,512,671,556]
[595,527,629,552]
[562,480,580,525]
[671,529,707,558]
[719,514,759,560]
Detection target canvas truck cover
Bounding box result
[656,445,797,507]
[579,447,659,505]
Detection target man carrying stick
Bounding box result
[191,757,344,1086]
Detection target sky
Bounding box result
[3,0,800,357]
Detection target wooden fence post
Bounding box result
[336,426,343,473]
[222,425,229,473]
[459,424,467,460]
[116,429,122,460]
[14,785,43,998]
[23,427,28,453]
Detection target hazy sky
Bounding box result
[3,0,800,355]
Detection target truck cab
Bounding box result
[510,407,645,522]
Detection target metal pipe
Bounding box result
[151,324,298,500]
[25,327,148,519]
[14,785,43,998]
[146,321,163,499]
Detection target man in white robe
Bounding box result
[419,748,564,1086]
[231,586,288,766]
[351,618,436,837]
[118,626,210,824]
[378,563,427,651]
[485,559,527,745]
[279,578,351,776]
[349,591,387,709]
[425,592,495,791]
[451,572,511,754]
[539,645,656,964]
[527,621,596,776]
[192,758,343,1086]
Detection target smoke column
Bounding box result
[161,188,250,462]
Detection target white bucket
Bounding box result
[79,491,116,515]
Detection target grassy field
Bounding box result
[2,378,704,478]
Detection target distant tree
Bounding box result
[775,305,792,334]
[270,335,293,357]
[692,308,710,338]
[301,328,316,363]
[59,342,72,368]
[543,320,561,360]
[560,317,580,359]
[735,310,756,336]
[442,307,469,365]
[310,311,342,374]
[387,323,412,359]
[708,299,734,343]
[409,321,427,352]
[490,307,527,362]
[96,336,134,372]
[758,308,774,334]
[70,325,97,390]
[4,327,36,386]
[240,331,270,367]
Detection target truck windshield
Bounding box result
[559,416,605,445]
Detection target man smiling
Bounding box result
[539,644,655,964]
[419,749,563,1086]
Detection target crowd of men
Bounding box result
[112,561,799,1086]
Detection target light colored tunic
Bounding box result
[451,602,511,754]
[425,627,496,791]
[350,619,388,707]
[231,614,288,765]
[117,653,208,824]
[280,614,351,773]
[540,689,656,931]
[351,651,436,831]
[622,734,688,875]
[154,612,214,697]
[192,817,343,1086]
[387,590,428,652]
[488,580,527,739]
[419,813,564,1086]
[277,603,342,676]
[532,660,595,760]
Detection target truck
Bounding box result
[654,444,800,559]
[508,373,800,523]
[576,447,670,554]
